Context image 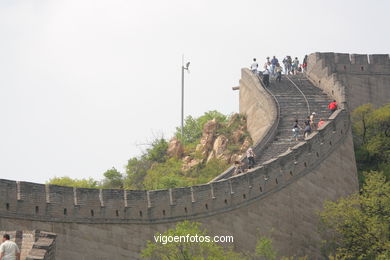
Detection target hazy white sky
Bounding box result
[0,0,389,183]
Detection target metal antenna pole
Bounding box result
[181,55,184,142]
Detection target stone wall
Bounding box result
[0,53,371,259]
[0,110,358,259]
[306,52,390,110]
[239,68,277,143]
[0,230,56,260]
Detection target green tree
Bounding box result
[124,157,151,190]
[319,171,390,259]
[352,103,374,146]
[47,176,99,188]
[352,103,390,185]
[143,158,187,190]
[176,115,203,144]
[102,167,123,189]
[188,159,229,185]
[141,221,245,260]
[175,110,228,144]
[124,137,168,189]
[255,236,277,260]
[146,138,169,163]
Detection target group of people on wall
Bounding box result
[232,99,338,177]
[231,56,339,177]
[250,55,308,87]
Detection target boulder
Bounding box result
[230,153,242,163]
[207,135,231,162]
[232,129,245,144]
[195,119,218,157]
[167,138,184,158]
[182,157,202,171]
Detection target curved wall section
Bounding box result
[0,112,351,225]
[0,108,358,258]
[239,68,277,143]
[0,57,363,258]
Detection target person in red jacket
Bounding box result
[328,100,338,115]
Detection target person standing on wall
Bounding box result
[283,56,289,75]
[291,119,301,141]
[265,56,271,68]
[275,63,282,82]
[303,116,312,139]
[309,112,316,130]
[246,147,256,169]
[328,100,338,115]
[270,56,279,78]
[250,58,258,74]
[0,234,20,260]
[292,57,299,75]
[262,65,270,87]
[302,55,308,72]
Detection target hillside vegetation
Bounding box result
[48,111,252,190]
[351,103,390,186]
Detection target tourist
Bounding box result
[302,55,308,72]
[284,56,292,75]
[291,119,301,141]
[246,147,256,169]
[328,100,338,115]
[318,118,326,129]
[292,57,299,75]
[282,56,288,75]
[265,56,271,67]
[310,112,316,130]
[0,234,20,260]
[304,116,312,139]
[275,63,282,82]
[262,66,270,87]
[270,56,279,77]
[250,58,258,74]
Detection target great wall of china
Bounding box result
[1,52,389,259]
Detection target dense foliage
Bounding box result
[352,103,390,185]
[47,176,100,188]
[175,110,228,144]
[319,171,390,259]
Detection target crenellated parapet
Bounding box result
[310,52,389,74]
[0,108,351,224]
[306,52,390,110]
[0,55,365,259]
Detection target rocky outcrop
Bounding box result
[171,115,252,171]
[182,156,202,171]
[232,129,245,144]
[230,153,242,163]
[195,119,218,157]
[167,138,184,158]
[207,135,231,162]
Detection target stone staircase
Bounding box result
[255,74,332,165]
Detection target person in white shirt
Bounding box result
[262,66,270,87]
[250,58,258,73]
[0,234,20,260]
